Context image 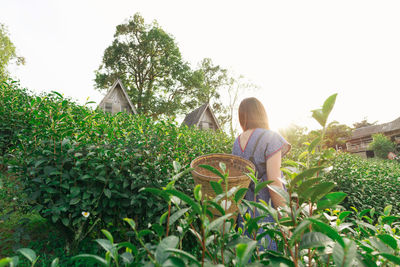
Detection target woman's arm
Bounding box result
[266,151,286,208]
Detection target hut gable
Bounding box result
[183,103,220,131]
[98,79,137,115]
[346,116,400,157]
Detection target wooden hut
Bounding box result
[98,79,137,115]
[182,103,220,131]
[346,117,400,157]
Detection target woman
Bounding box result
[232,97,291,250]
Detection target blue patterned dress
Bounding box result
[232,128,291,250]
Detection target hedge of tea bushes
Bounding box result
[324,153,400,215]
[0,80,233,246]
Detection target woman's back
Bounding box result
[232,128,290,204]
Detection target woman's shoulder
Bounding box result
[255,128,281,140]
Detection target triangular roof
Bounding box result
[350,117,400,139]
[98,79,137,114]
[182,103,220,130]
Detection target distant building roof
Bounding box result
[98,79,137,114]
[182,103,220,130]
[351,117,400,139]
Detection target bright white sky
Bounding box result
[3,0,400,132]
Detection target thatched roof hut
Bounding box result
[346,117,400,157]
[98,79,137,115]
[183,103,220,131]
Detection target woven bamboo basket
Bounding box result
[190,153,255,219]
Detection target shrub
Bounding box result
[0,80,232,253]
[369,133,396,159]
[325,153,400,215]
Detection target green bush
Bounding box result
[0,80,232,253]
[369,133,396,159]
[325,153,400,215]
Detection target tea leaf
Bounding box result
[299,232,332,250]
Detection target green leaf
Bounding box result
[298,151,309,161]
[61,218,69,227]
[290,220,312,245]
[291,167,325,185]
[160,211,168,225]
[173,161,181,173]
[0,258,12,267]
[339,211,352,221]
[194,184,202,201]
[317,192,347,210]
[219,162,226,173]
[123,218,136,230]
[236,243,247,262]
[117,242,138,256]
[163,257,186,267]
[205,201,225,216]
[377,234,397,250]
[311,109,326,128]
[369,236,392,253]
[172,168,194,181]
[198,164,225,179]
[95,239,113,252]
[322,93,338,118]
[165,248,201,266]
[69,198,80,205]
[101,229,114,244]
[72,254,107,266]
[141,188,170,202]
[384,205,392,216]
[308,218,344,247]
[51,257,59,267]
[332,238,357,267]
[205,213,233,235]
[308,137,321,153]
[155,235,179,264]
[17,248,37,263]
[310,182,336,202]
[234,188,248,203]
[382,216,400,225]
[138,229,153,239]
[164,189,202,215]
[210,181,223,195]
[169,208,190,226]
[299,232,332,250]
[251,200,279,222]
[268,185,289,204]
[70,186,80,197]
[104,189,111,199]
[297,177,321,196]
[255,180,273,195]
[378,254,400,265]
[236,240,257,266]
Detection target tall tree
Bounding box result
[0,23,25,79]
[188,58,229,129]
[279,124,309,148]
[95,13,192,117]
[225,75,258,137]
[308,121,352,149]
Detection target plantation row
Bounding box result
[325,153,400,215]
[0,80,232,253]
[2,81,400,266]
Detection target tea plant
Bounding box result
[2,93,400,266]
[324,153,400,216]
[0,79,233,253]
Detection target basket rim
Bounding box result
[190,153,255,181]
